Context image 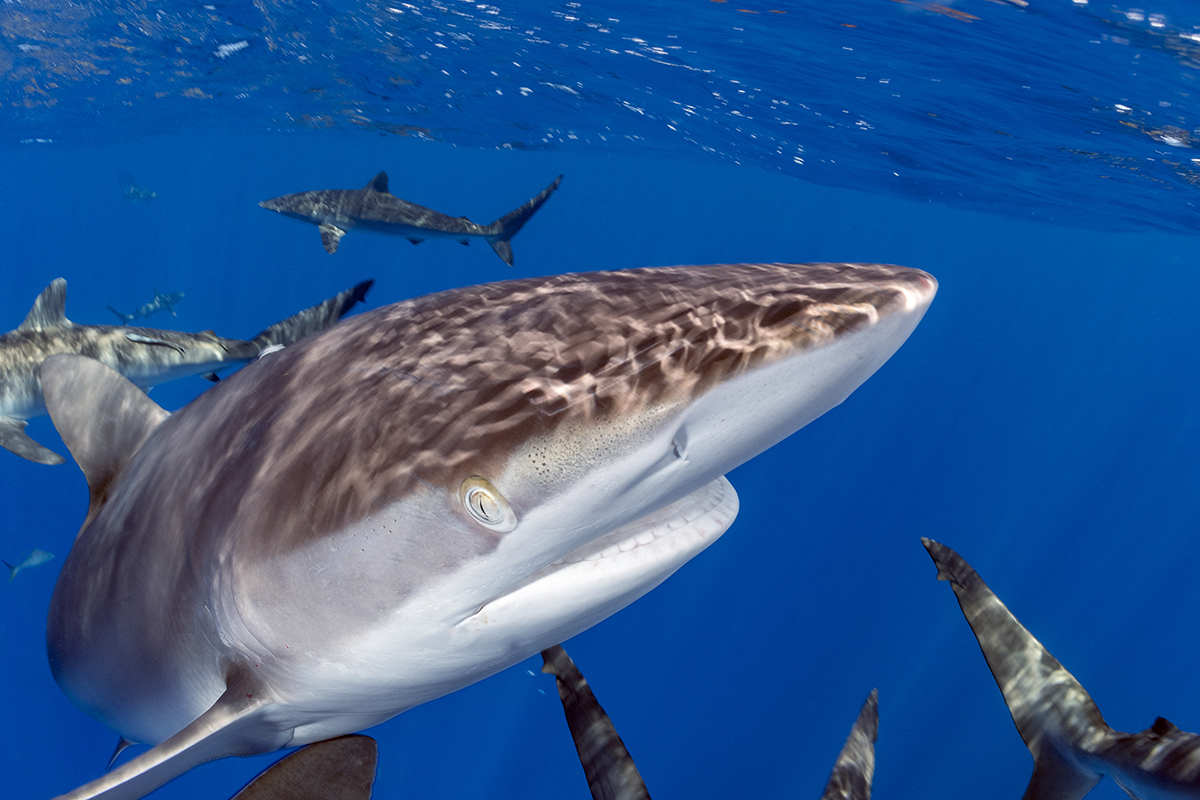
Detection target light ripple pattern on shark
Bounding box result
[0,277,373,465]
[258,171,562,264]
[40,262,935,800]
[924,537,1200,800]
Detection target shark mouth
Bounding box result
[458,477,740,638]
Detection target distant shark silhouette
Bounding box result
[40,263,933,799]
[108,289,185,325]
[541,645,878,800]
[3,547,54,583]
[258,172,562,264]
[0,278,372,465]
[924,537,1200,800]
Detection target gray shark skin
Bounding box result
[541,645,876,800]
[41,262,935,800]
[924,537,1200,800]
[230,736,377,800]
[0,277,372,465]
[259,172,562,264]
[820,689,878,800]
[107,288,186,325]
[541,645,651,800]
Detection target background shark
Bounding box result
[259,172,562,264]
[0,277,372,465]
[541,645,878,800]
[924,538,1200,800]
[107,288,186,325]
[40,262,934,800]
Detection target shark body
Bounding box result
[42,262,934,799]
[0,278,372,464]
[107,289,186,325]
[924,537,1200,800]
[259,172,562,265]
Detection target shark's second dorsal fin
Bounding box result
[40,355,169,527]
[366,171,388,193]
[18,278,72,332]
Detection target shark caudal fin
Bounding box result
[541,645,651,800]
[250,279,373,351]
[41,355,170,524]
[230,736,378,800]
[820,689,879,800]
[922,538,1106,800]
[53,666,283,800]
[487,175,563,266]
[106,305,136,325]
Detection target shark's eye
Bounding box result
[460,477,517,532]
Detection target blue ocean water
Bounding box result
[3,1,1200,799]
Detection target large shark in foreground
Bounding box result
[259,172,562,264]
[541,645,878,800]
[41,262,935,799]
[0,278,372,464]
[924,537,1200,800]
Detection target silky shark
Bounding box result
[0,277,372,465]
[41,262,935,799]
[259,172,563,264]
[107,288,185,325]
[230,736,377,800]
[541,645,878,800]
[924,537,1200,800]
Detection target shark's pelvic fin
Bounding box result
[0,415,66,464]
[319,223,346,254]
[18,278,72,332]
[488,174,563,266]
[250,279,373,350]
[54,665,281,800]
[230,736,378,800]
[40,355,169,527]
[820,689,879,800]
[541,644,651,800]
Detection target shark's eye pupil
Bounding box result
[460,476,518,532]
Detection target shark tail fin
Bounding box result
[250,279,374,351]
[106,306,133,325]
[487,174,563,266]
[820,689,878,800]
[53,665,283,800]
[231,736,378,800]
[541,644,651,800]
[40,355,169,528]
[921,538,1106,800]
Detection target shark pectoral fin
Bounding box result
[319,223,346,254]
[540,645,651,800]
[1022,741,1103,800]
[18,278,73,331]
[40,355,169,526]
[820,689,878,800]
[0,415,66,464]
[54,668,283,800]
[231,736,378,800]
[124,333,186,355]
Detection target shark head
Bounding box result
[42,262,934,799]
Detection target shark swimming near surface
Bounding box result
[924,537,1200,800]
[39,262,935,799]
[541,645,878,800]
[0,278,372,465]
[259,172,562,264]
[107,288,186,325]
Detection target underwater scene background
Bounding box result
[3,1,1200,799]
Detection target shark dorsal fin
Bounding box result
[40,354,169,529]
[366,172,388,193]
[17,278,71,332]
